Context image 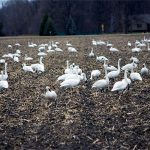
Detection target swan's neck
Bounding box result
[117,60,121,72]
[39,57,43,64]
[124,70,128,83]
[66,60,69,69]
[104,65,109,83]
[5,63,7,75]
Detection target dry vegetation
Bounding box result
[0,34,150,149]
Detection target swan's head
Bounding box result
[22,63,26,67]
[46,86,50,90]
[119,58,122,61]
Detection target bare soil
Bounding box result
[0,34,150,149]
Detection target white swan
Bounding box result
[130,68,142,81]
[130,56,139,64]
[109,47,119,52]
[111,70,129,92]
[0,71,8,90]
[22,63,35,73]
[132,44,142,53]
[55,47,63,52]
[31,57,44,73]
[64,60,71,74]
[38,52,47,56]
[148,43,150,51]
[24,54,33,61]
[121,61,137,71]
[13,56,19,62]
[128,41,131,47]
[92,64,109,91]
[106,41,113,47]
[90,70,101,80]
[0,63,8,80]
[107,58,121,80]
[88,48,94,57]
[140,63,149,75]
[68,47,77,52]
[8,45,12,48]
[96,56,108,62]
[0,59,5,63]
[44,86,57,99]
[66,41,72,46]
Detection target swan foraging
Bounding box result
[92,64,109,92]
[60,73,86,88]
[140,63,149,76]
[68,47,77,52]
[44,86,57,100]
[22,63,35,73]
[111,70,129,92]
[0,71,8,90]
[109,47,119,52]
[24,54,33,61]
[90,70,101,80]
[60,77,80,88]
[96,56,108,62]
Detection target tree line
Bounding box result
[0,0,150,36]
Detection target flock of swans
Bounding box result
[0,36,149,100]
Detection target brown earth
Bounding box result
[0,34,150,149]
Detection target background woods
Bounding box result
[0,0,150,36]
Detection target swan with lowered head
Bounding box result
[22,63,35,73]
[140,63,149,76]
[60,73,86,88]
[109,47,119,52]
[90,70,101,80]
[24,54,33,61]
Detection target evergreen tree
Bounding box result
[39,14,48,35]
[0,22,4,36]
[66,15,77,35]
[44,17,57,35]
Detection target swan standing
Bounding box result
[92,64,109,92]
[140,63,149,76]
[107,58,121,80]
[0,71,8,90]
[90,70,101,80]
[130,68,142,81]
[0,63,8,80]
[111,70,129,92]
